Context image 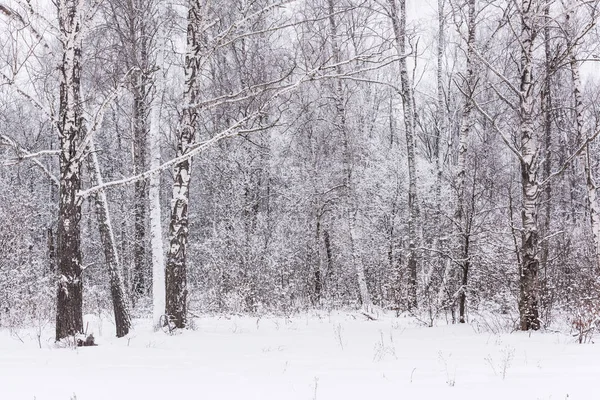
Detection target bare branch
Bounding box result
[0,134,59,186]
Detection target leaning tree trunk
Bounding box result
[87,141,132,337]
[518,0,541,331]
[55,0,84,341]
[388,0,419,310]
[165,0,202,329]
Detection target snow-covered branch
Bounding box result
[0,134,59,186]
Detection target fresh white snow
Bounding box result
[0,312,596,400]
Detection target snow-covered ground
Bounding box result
[0,312,596,400]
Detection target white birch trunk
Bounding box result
[165,0,203,328]
[455,0,476,323]
[150,30,166,330]
[518,0,541,331]
[566,10,600,270]
[388,0,419,309]
[327,0,372,310]
[87,141,131,337]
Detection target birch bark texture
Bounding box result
[87,141,132,338]
[326,0,372,310]
[517,0,541,331]
[55,0,85,341]
[131,12,150,300]
[456,0,477,324]
[388,0,419,309]
[165,0,204,328]
[150,21,166,330]
[565,8,600,271]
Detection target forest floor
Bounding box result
[0,311,597,399]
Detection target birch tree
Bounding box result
[149,18,166,330]
[165,0,204,328]
[516,0,541,331]
[103,0,157,300]
[326,0,372,310]
[86,141,131,337]
[55,0,86,340]
[564,3,600,270]
[455,0,476,324]
[387,0,419,309]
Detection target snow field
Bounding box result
[0,312,597,400]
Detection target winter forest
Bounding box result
[2,0,600,398]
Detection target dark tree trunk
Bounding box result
[132,75,149,299]
[314,218,322,305]
[47,227,55,273]
[128,3,151,301]
[458,236,470,323]
[56,169,84,340]
[55,0,84,341]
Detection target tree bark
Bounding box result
[518,0,541,331]
[565,9,600,271]
[388,0,419,310]
[87,141,132,337]
[327,0,372,310]
[165,0,203,328]
[539,3,552,317]
[456,0,476,324]
[150,23,166,330]
[130,2,150,301]
[55,0,85,341]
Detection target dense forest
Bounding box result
[1,0,600,341]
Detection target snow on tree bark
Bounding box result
[565,9,600,271]
[518,0,540,331]
[456,0,476,324]
[55,0,85,341]
[165,0,203,328]
[388,0,419,310]
[87,141,132,338]
[126,0,151,301]
[131,68,149,301]
[150,25,166,330]
[539,3,552,312]
[327,0,371,310]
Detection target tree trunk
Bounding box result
[165,0,203,328]
[131,15,150,301]
[539,3,552,319]
[388,0,419,310]
[314,215,322,305]
[565,10,600,271]
[327,0,372,310]
[150,27,166,330]
[518,0,540,331]
[456,0,476,324]
[55,0,84,341]
[48,227,56,273]
[87,141,132,338]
